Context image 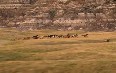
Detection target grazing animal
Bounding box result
[71,34,78,38]
[32,35,39,39]
[43,35,48,38]
[66,33,71,38]
[58,35,63,38]
[52,35,58,38]
[47,35,54,38]
[74,34,78,37]
[104,39,110,42]
[47,35,58,38]
[82,34,88,37]
[54,35,59,38]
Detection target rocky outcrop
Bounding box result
[0,0,116,31]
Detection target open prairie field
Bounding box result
[0,28,116,73]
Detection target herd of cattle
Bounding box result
[13,33,110,42]
[23,33,88,40]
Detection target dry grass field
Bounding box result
[0,28,116,73]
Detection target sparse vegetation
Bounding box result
[0,28,116,73]
[0,0,116,73]
[0,0,115,31]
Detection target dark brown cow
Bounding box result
[66,33,71,38]
[47,35,54,38]
[82,34,88,37]
[104,39,110,42]
[58,35,64,38]
[32,35,39,39]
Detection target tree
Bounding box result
[48,8,57,24]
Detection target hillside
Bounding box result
[0,0,116,31]
[0,1,116,73]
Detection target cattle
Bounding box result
[66,33,71,38]
[53,35,59,38]
[16,33,87,41]
[71,34,78,38]
[32,35,39,39]
[46,35,59,38]
[82,34,88,37]
[58,35,64,38]
[74,34,78,37]
[47,35,55,38]
[104,39,110,42]
[43,35,48,38]
[63,33,78,38]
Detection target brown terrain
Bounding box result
[0,0,116,73]
[0,0,116,31]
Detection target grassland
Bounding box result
[0,28,116,73]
